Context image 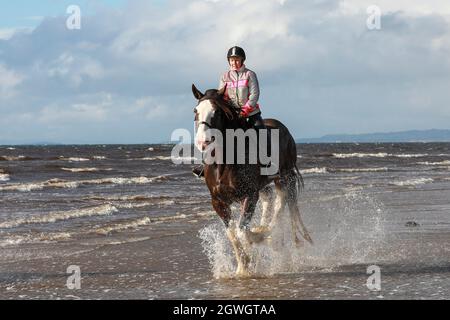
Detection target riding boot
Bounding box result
[192,165,205,178]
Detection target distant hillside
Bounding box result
[297,129,450,143]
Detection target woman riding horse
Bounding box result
[192,82,313,276]
[193,46,267,177]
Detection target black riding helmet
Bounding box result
[227,46,246,62]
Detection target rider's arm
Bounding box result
[218,73,229,100]
[246,71,260,107]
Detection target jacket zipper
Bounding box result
[235,70,240,107]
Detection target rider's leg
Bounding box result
[247,113,274,172]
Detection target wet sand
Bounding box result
[1,216,449,300]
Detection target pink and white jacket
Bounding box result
[218,65,261,117]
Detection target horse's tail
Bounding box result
[294,163,304,194]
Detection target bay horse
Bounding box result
[192,84,312,276]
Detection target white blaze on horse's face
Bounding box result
[194,99,215,151]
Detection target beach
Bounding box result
[1,143,449,299]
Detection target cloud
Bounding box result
[0,63,24,98]
[1,0,450,143]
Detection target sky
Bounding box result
[1,0,450,144]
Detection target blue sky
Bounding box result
[1,0,450,144]
[0,0,126,29]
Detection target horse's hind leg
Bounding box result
[286,172,313,245]
[259,185,274,228]
[268,178,287,231]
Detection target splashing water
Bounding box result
[198,190,387,278]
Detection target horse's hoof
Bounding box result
[251,225,270,234]
[247,230,270,244]
[235,266,251,278]
[294,236,303,248]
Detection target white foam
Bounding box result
[59,157,90,162]
[337,167,388,173]
[0,175,168,192]
[114,200,175,209]
[395,153,428,158]
[0,232,73,247]
[92,156,107,160]
[0,173,10,182]
[391,178,434,187]
[0,204,118,229]
[199,191,387,278]
[333,153,428,159]
[300,167,328,174]
[129,156,200,162]
[61,167,102,172]
[0,155,26,161]
[94,217,153,235]
[94,211,214,235]
[333,152,388,158]
[417,160,450,166]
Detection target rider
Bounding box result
[193,46,268,178]
[219,46,265,128]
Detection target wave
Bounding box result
[58,157,90,162]
[0,173,10,182]
[333,153,428,159]
[0,175,170,192]
[0,209,215,246]
[336,167,388,173]
[61,167,112,173]
[301,167,328,174]
[129,156,201,162]
[417,160,450,166]
[93,156,107,160]
[333,153,388,158]
[0,204,118,229]
[391,178,434,187]
[94,211,214,235]
[0,232,74,247]
[128,156,169,161]
[114,200,176,209]
[85,194,172,202]
[0,155,39,161]
[394,153,428,158]
[300,167,388,174]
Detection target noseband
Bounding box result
[198,121,212,129]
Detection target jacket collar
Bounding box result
[230,64,246,72]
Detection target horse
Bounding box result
[192,84,312,277]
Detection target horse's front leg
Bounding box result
[212,197,250,277]
[211,197,231,228]
[238,194,269,245]
[238,193,259,230]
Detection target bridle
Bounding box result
[198,121,212,129]
[194,100,217,130]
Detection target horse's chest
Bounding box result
[207,170,259,201]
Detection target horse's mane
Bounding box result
[202,89,244,128]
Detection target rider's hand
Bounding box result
[240,104,254,118]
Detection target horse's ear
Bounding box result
[192,84,204,100]
[217,83,227,97]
